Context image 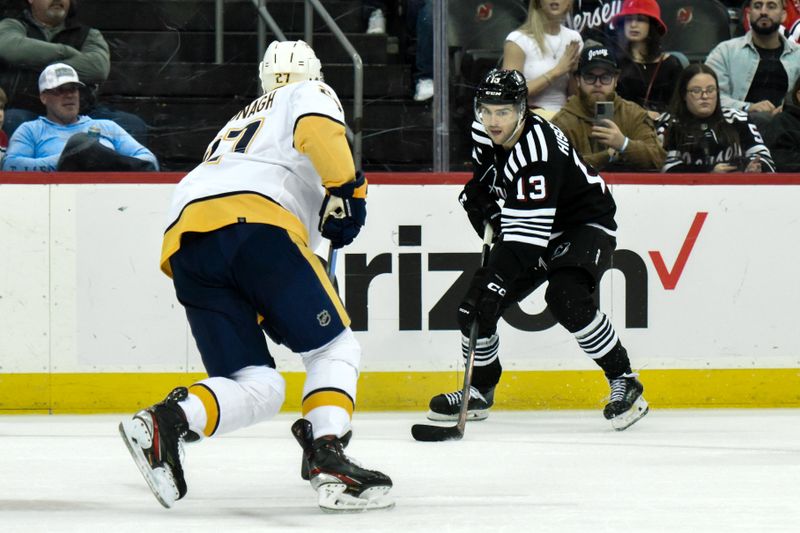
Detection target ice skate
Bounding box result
[119,387,198,508]
[291,419,394,512]
[299,428,351,481]
[603,373,649,431]
[427,385,494,421]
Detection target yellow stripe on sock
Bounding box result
[189,383,220,436]
[302,389,354,417]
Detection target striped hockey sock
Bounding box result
[574,311,619,360]
[462,333,499,367]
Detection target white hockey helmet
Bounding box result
[258,40,322,93]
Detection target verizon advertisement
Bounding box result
[0,179,797,374]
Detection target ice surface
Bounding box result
[1,410,798,532]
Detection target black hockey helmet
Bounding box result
[475,68,528,107]
[474,69,528,143]
[474,69,528,123]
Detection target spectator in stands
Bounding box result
[705,0,800,122]
[0,0,148,143]
[611,0,684,119]
[762,75,800,170]
[0,87,8,168]
[552,44,665,171]
[406,0,433,101]
[3,63,158,172]
[567,0,622,46]
[503,0,583,113]
[657,64,775,173]
[740,0,800,43]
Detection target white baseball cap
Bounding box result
[38,63,85,93]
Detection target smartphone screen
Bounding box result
[594,101,614,124]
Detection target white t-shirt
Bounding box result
[506,28,583,111]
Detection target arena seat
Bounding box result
[659,0,732,63]
[448,0,527,92]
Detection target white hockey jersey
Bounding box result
[160,80,356,276]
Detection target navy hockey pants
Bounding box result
[169,223,348,378]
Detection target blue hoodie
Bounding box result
[3,115,158,171]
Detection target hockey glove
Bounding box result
[459,181,500,242]
[319,171,367,249]
[457,267,507,337]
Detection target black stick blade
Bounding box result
[411,423,464,442]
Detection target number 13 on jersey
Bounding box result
[516,175,546,201]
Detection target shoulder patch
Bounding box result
[723,107,749,123]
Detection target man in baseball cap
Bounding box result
[552,44,665,171]
[2,63,158,171]
[37,63,85,127]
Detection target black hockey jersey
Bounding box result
[657,108,776,173]
[567,0,622,46]
[469,114,617,275]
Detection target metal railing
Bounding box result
[214,0,364,169]
[433,0,449,172]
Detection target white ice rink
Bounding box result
[1,409,799,532]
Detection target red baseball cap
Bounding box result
[612,0,668,35]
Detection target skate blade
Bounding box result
[316,483,395,513]
[425,409,489,422]
[610,396,650,431]
[118,420,179,508]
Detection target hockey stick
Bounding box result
[326,244,338,282]
[411,224,494,442]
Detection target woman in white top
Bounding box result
[503,0,583,112]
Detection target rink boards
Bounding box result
[0,172,798,412]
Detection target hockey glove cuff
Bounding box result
[457,267,508,337]
[459,181,500,242]
[319,171,367,249]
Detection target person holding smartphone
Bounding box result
[552,44,665,171]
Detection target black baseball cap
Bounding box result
[578,45,618,73]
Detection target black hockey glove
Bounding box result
[459,181,500,242]
[319,171,367,249]
[457,267,507,337]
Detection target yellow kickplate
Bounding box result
[0,368,798,413]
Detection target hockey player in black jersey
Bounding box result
[427,69,648,431]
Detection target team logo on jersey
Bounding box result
[317,309,332,327]
[551,242,571,261]
[538,256,549,270]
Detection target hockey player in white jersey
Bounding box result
[426,69,649,431]
[119,40,393,513]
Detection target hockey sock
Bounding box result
[463,333,502,391]
[594,343,633,380]
[301,329,360,439]
[573,310,619,360]
[178,365,286,437]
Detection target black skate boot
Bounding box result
[119,387,199,508]
[603,373,649,431]
[427,385,494,421]
[297,428,352,481]
[291,419,393,512]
